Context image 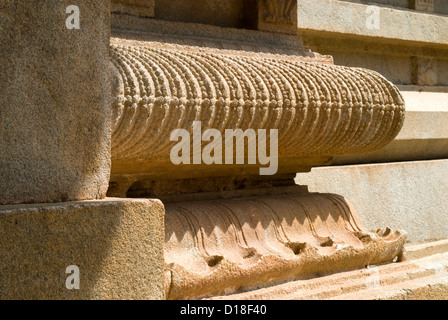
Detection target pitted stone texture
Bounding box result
[164,192,406,300]
[0,199,165,300]
[110,38,405,178]
[0,1,111,204]
[412,57,438,86]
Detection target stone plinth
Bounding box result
[0,0,111,205]
[0,199,165,300]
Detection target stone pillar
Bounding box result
[0,0,111,204]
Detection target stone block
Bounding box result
[0,0,111,204]
[109,37,404,179]
[0,198,165,300]
[165,191,405,299]
[296,160,448,243]
[209,242,448,300]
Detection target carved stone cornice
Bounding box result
[165,192,406,299]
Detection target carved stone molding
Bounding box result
[258,0,297,34]
[164,192,406,299]
[109,38,405,178]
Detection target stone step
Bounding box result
[209,241,448,300]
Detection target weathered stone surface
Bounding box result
[2,0,433,302]
[109,36,405,178]
[0,199,165,300]
[332,90,448,164]
[258,0,297,34]
[108,173,299,199]
[112,0,155,18]
[296,160,448,243]
[209,240,448,300]
[155,0,244,28]
[111,17,329,58]
[406,239,448,260]
[0,0,111,205]
[165,191,406,299]
[299,34,448,86]
[342,0,448,15]
[411,57,438,86]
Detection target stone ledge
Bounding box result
[164,192,406,299]
[0,198,165,300]
[297,0,448,47]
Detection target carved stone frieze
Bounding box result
[165,192,406,299]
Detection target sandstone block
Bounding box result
[0,0,111,204]
[0,199,165,300]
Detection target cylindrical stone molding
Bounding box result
[109,39,405,178]
[0,1,111,204]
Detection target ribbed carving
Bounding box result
[110,39,405,174]
[165,193,406,299]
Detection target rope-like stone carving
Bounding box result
[110,39,405,175]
